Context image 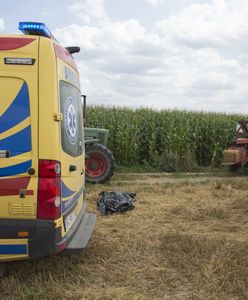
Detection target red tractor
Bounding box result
[223,120,248,171]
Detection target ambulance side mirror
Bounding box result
[66,46,80,54]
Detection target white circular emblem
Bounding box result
[65,97,77,145]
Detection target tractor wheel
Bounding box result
[228,164,239,172]
[85,143,115,184]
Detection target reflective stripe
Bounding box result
[0,126,31,157]
[61,181,75,198]
[62,186,83,213]
[0,160,32,177]
[0,37,35,50]
[0,177,30,196]
[0,244,27,255]
[0,82,30,134]
[0,117,30,141]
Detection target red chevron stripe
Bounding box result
[0,37,35,50]
[54,43,77,70]
[0,177,31,196]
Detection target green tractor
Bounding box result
[84,127,115,183]
[82,96,115,183]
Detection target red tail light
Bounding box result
[38,160,61,220]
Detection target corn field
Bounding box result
[86,106,244,171]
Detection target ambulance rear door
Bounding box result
[55,44,85,237]
[0,36,39,220]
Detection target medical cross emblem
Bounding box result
[65,97,77,145]
[68,105,76,137]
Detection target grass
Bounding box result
[1,173,248,299]
[115,164,161,174]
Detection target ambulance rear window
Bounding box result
[60,81,83,157]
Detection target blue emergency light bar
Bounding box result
[18,22,53,39]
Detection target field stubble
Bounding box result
[1,173,248,299]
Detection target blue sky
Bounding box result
[1,0,210,31]
[1,0,248,113]
[0,1,75,32]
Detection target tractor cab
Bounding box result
[235,120,248,137]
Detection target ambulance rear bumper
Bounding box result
[0,203,95,261]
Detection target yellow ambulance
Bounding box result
[0,22,95,262]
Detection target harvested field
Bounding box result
[1,173,248,299]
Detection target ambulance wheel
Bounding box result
[0,263,5,278]
[85,143,115,184]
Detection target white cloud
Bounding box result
[0,19,5,30]
[68,0,108,25]
[156,1,248,51]
[144,0,166,7]
[54,0,248,113]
